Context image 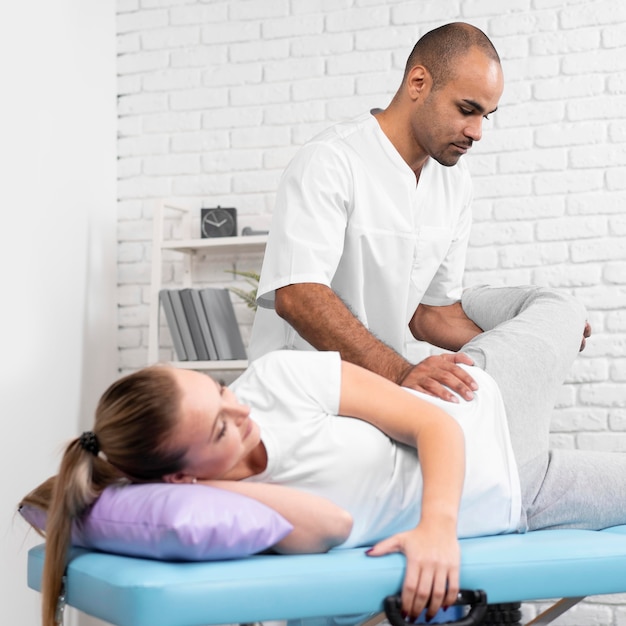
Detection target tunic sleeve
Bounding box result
[257,142,352,309]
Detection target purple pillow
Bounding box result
[19,483,293,561]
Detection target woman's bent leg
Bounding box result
[459,285,587,513]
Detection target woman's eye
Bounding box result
[217,420,227,440]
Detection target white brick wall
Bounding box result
[116,0,626,616]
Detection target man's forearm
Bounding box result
[409,302,483,352]
[275,283,412,384]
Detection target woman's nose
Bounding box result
[228,401,251,423]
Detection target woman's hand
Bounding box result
[366,521,460,621]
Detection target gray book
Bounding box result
[180,288,210,361]
[168,289,198,361]
[191,288,218,360]
[199,288,247,360]
[159,290,187,361]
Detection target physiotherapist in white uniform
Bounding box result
[249,22,505,403]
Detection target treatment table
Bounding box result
[27,525,626,626]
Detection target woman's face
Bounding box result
[166,368,260,482]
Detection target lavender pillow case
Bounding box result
[19,483,293,561]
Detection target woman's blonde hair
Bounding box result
[19,365,183,626]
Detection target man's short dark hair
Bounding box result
[403,22,500,90]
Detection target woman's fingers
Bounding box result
[402,562,433,619]
[366,532,460,620]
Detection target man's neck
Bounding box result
[413,162,424,185]
[372,107,429,180]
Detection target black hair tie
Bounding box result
[79,431,100,456]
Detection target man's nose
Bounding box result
[465,117,483,142]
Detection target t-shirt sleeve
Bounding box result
[230,350,342,418]
[256,142,352,309]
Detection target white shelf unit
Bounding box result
[148,200,267,370]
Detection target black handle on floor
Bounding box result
[384,589,488,626]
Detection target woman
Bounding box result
[21,286,625,626]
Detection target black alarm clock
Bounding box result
[200,207,237,238]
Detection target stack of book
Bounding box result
[159,287,247,361]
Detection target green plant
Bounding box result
[227,269,259,311]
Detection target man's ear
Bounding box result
[162,471,188,484]
[406,64,430,100]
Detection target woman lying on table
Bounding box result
[22,285,626,626]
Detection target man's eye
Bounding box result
[460,108,473,115]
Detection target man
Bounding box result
[249,22,505,403]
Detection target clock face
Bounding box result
[201,207,237,238]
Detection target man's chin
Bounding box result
[433,143,471,167]
[434,154,463,167]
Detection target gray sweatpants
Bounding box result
[461,285,626,532]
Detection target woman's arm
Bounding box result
[338,361,465,620]
[201,479,353,554]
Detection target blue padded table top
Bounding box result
[28,526,626,626]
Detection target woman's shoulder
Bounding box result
[231,350,342,413]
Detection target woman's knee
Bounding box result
[462,284,587,333]
[531,287,587,333]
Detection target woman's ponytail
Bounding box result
[39,439,102,626]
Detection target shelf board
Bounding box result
[172,360,248,371]
[161,235,267,255]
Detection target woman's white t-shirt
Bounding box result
[232,350,521,548]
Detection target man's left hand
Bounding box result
[580,321,591,352]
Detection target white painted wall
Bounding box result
[0,1,116,624]
[115,1,626,622]
[116,1,626,430]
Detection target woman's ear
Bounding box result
[162,471,188,484]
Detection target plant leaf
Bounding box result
[226,269,259,310]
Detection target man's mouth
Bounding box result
[452,143,472,154]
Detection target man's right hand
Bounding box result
[399,353,478,403]
[275,284,479,402]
